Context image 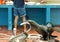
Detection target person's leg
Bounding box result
[14,16,19,28]
[18,7,26,32]
[13,16,19,36]
[13,8,19,36]
[22,16,26,32]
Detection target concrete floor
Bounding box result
[0,26,60,42]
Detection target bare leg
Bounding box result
[14,16,19,28]
[22,16,26,32]
[13,16,19,36]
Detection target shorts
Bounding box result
[14,7,26,17]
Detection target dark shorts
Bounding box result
[14,7,26,17]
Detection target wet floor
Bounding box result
[0,26,60,42]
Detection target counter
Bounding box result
[0,5,60,30]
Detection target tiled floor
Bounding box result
[0,26,60,42]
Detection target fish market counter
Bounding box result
[0,5,60,30]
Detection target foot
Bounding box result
[13,28,16,36]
